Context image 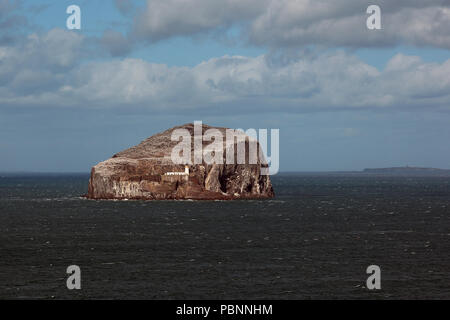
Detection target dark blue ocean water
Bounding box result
[0,173,449,299]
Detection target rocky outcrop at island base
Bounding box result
[87,123,274,200]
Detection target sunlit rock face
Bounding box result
[87,123,274,200]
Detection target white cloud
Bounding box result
[247,1,450,48]
[0,0,28,44]
[101,29,133,56]
[130,0,450,49]
[132,0,266,42]
[1,29,450,112]
[115,0,135,15]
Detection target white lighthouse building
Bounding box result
[165,165,189,176]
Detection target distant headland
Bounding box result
[362,166,450,176]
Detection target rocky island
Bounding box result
[87,123,274,200]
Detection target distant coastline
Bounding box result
[2,166,450,177]
[279,166,450,176]
[362,166,450,176]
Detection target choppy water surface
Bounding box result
[0,173,449,299]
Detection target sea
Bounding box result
[0,173,449,299]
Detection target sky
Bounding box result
[0,0,449,172]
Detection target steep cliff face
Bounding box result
[87,123,274,200]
